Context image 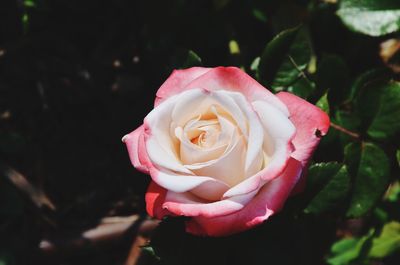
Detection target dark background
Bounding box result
[0,0,399,265]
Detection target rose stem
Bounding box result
[330,122,360,140]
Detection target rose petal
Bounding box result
[228,92,264,177]
[123,125,151,174]
[162,188,258,218]
[185,136,246,187]
[276,92,330,166]
[145,181,170,219]
[150,167,229,197]
[177,112,234,165]
[145,91,205,175]
[222,101,296,198]
[181,67,290,115]
[155,67,211,107]
[185,157,302,236]
[171,89,248,137]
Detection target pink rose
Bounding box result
[123,67,330,236]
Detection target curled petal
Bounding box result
[123,125,151,174]
[276,92,330,166]
[181,67,290,115]
[145,181,170,219]
[150,167,229,200]
[227,92,264,177]
[185,157,302,236]
[185,136,246,187]
[162,189,258,218]
[223,101,296,198]
[145,91,198,175]
[155,67,211,106]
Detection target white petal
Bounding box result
[163,188,258,217]
[185,136,246,187]
[151,168,229,200]
[222,101,296,198]
[225,91,264,177]
[252,100,294,142]
[146,137,192,174]
[145,90,204,174]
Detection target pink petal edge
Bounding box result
[276,92,330,194]
[276,92,330,166]
[155,67,211,107]
[155,67,289,115]
[185,157,303,236]
[123,125,152,174]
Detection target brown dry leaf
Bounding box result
[380,38,400,73]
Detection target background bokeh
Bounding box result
[1,0,399,265]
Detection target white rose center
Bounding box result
[144,88,296,200]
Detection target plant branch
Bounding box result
[330,122,360,139]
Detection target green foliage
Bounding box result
[327,230,374,265]
[364,81,400,140]
[345,143,391,218]
[337,0,400,36]
[327,222,400,265]
[369,222,400,258]
[258,26,314,98]
[397,149,400,166]
[353,79,400,141]
[347,68,389,103]
[0,251,15,265]
[385,181,400,202]
[304,163,350,214]
[180,50,202,69]
[316,92,329,115]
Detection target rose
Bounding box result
[123,67,329,236]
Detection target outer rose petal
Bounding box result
[155,67,211,107]
[276,92,330,166]
[156,66,289,116]
[122,125,152,174]
[162,188,258,218]
[185,158,303,236]
[276,92,329,195]
[145,181,170,219]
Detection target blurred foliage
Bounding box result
[0,0,400,264]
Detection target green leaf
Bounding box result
[304,163,350,214]
[286,76,316,99]
[250,57,260,72]
[229,40,240,54]
[397,149,400,166]
[316,92,330,115]
[369,222,400,258]
[258,26,313,93]
[181,50,202,69]
[252,8,267,23]
[141,245,160,260]
[345,142,391,218]
[373,207,389,223]
[327,230,374,265]
[367,81,400,140]
[337,0,400,36]
[347,68,389,103]
[355,80,400,140]
[24,0,36,8]
[385,181,400,202]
